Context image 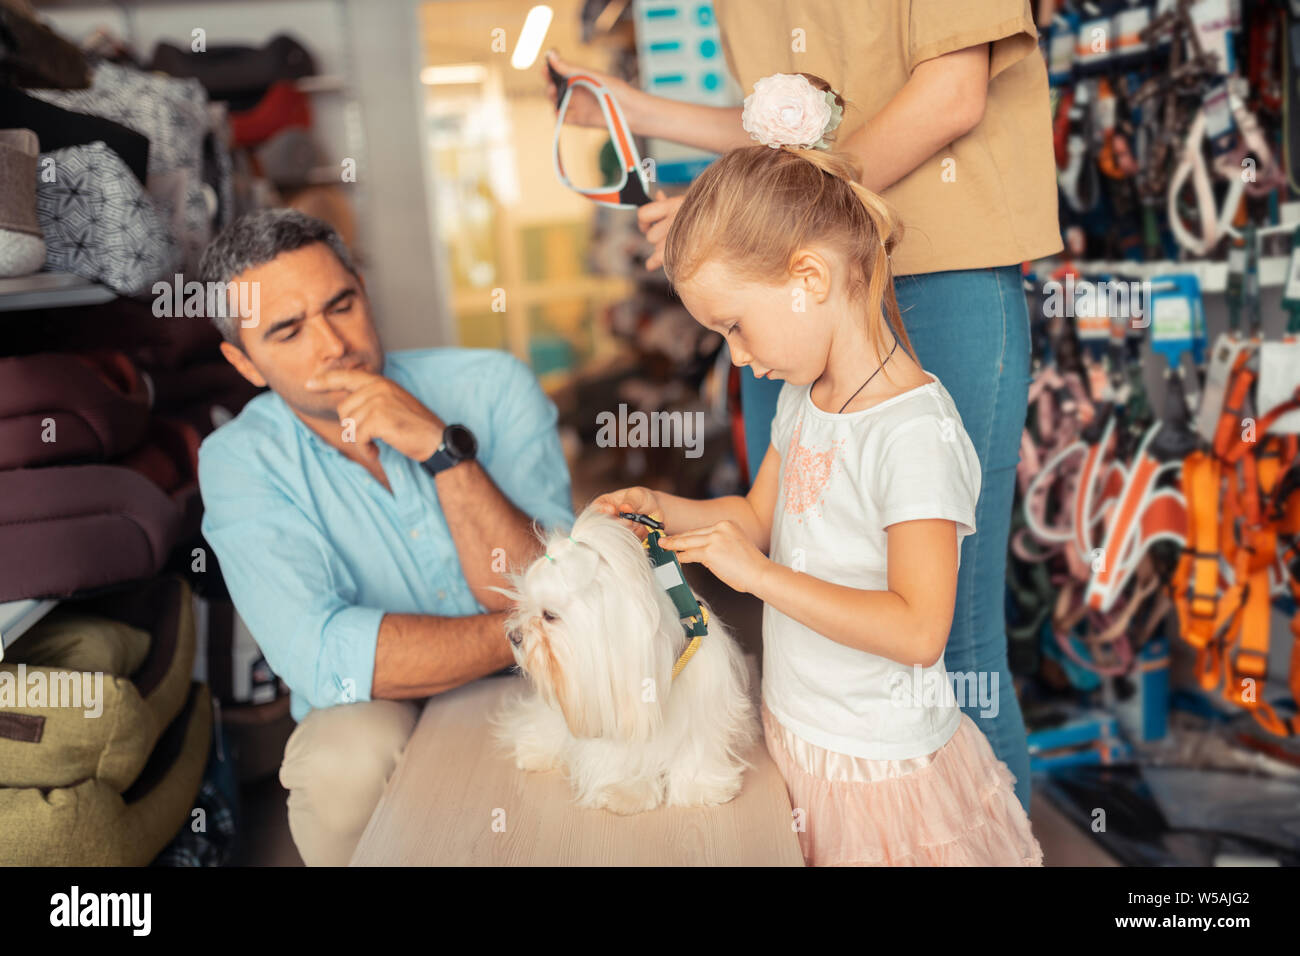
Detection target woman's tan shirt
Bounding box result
[713,0,1064,276]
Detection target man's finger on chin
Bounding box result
[304,367,378,391]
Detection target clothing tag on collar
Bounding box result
[654,560,685,590]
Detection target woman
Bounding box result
[547,0,1061,814]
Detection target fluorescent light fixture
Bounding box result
[510,5,553,70]
[421,63,489,85]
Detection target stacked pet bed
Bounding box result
[0,575,211,866]
[0,350,199,600]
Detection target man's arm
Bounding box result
[371,609,514,699]
[430,461,545,612]
[432,354,574,610]
[306,354,574,612]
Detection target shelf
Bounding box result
[0,598,58,661]
[295,74,347,94]
[1065,257,1294,294]
[0,272,115,312]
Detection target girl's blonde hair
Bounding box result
[663,78,915,380]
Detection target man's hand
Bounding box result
[305,368,445,462]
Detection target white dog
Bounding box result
[491,506,759,815]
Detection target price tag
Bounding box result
[1228,244,1247,274]
[1148,275,1207,367]
[1283,242,1300,305]
[1076,313,1111,341]
[1190,0,1237,75]
[1152,295,1191,341]
[1202,81,1235,155]
[1113,8,1151,59]
[1258,340,1300,435]
[1194,333,1250,441]
[1049,14,1078,82]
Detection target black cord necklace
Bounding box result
[833,336,900,414]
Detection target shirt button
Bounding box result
[410,529,420,539]
[437,590,446,601]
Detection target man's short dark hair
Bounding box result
[197,209,360,345]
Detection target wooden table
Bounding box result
[350,655,805,866]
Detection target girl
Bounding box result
[551,0,1054,815]
[593,76,1042,866]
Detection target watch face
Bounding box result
[446,424,477,459]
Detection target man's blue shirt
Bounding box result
[198,348,574,722]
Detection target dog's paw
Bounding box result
[667,777,742,808]
[513,746,562,773]
[591,780,662,816]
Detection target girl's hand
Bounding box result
[660,520,770,595]
[637,191,685,271]
[591,486,663,540]
[543,50,640,129]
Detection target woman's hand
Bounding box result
[590,486,664,540]
[660,520,770,595]
[637,190,685,271]
[542,49,641,129]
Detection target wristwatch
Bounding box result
[420,423,478,477]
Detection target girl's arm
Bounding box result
[593,443,782,550]
[755,518,960,668]
[836,44,991,194]
[656,443,781,548]
[666,515,960,669]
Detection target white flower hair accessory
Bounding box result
[741,73,845,150]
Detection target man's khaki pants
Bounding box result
[278,699,421,866]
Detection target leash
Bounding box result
[617,512,708,680]
[548,60,653,209]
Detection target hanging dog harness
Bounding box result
[618,512,708,680]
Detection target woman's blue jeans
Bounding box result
[739,264,1033,814]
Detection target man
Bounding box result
[196,210,573,865]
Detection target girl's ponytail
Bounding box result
[777,144,915,371]
[663,84,918,379]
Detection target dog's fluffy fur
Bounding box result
[491,506,759,815]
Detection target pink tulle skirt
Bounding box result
[761,699,1044,867]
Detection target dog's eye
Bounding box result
[541,610,557,623]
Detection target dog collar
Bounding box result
[618,512,708,679]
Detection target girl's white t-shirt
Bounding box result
[762,371,982,760]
